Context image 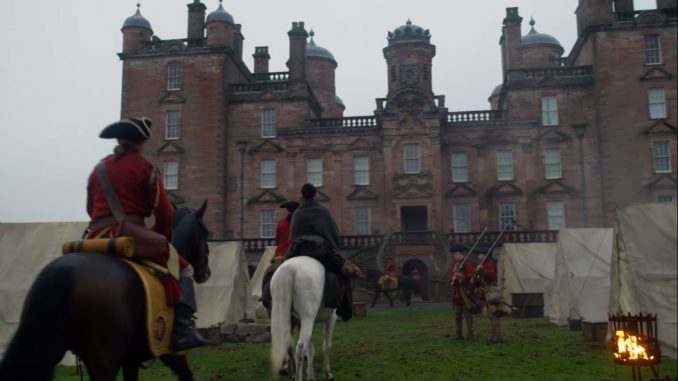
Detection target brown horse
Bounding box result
[0,202,211,381]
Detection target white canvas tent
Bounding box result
[609,203,677,359]
[550,228,613,326]
[250,246,276,319]
[0,222,88,365]
[195,241,255,329]
[498,243,558,317]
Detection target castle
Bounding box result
[117,0,677,242]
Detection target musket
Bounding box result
[449,227,488,310]
[476,228,506,268]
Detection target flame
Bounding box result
[613,330,655,362]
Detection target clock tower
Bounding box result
[383,20,436,100]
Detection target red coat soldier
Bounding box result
[448,244,475,340]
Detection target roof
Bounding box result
[306,30,336,62]
[122,5,152,31]
[522,18,561,48]
[387,19,431,45]
[206,1,234,25]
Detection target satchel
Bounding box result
[485,288,502,304]
[117,220,168,263]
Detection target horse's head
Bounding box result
[171,200,211,284]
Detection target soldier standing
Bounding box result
[448,244,475,340]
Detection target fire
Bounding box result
[614,330,655,362]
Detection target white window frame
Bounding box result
[453,203,471,233]
[644,35,662,65]
[544,148,562,179]
[354,156,370,185]
[547,201,565,230]
[496,150,514,181]
[653,141,672,173]
[261,109,277,138]
[499,203,517,231]
[648,88,667,119]
[404,143,420,174]
[163,160,179,190]
[165,110,181,140]
[260,209,276,238]
[541,96,559,126]
[261,159,276,189]
[307,158,323,186]
[354,207,371,235]
[167,62,182,91]
[452,152,469,183]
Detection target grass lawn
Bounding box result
[54,305,678,381]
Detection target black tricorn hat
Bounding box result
[280,201,300,212]
[449,243,468,253]
[474,245,490,254]
[99,117,152,141]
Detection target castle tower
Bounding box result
[121,4,153,53]
[520,18,564,67]
[306,30,342,117]
[383,20,435,99]
[205,0,235,47]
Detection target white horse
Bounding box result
[270,256,337,381]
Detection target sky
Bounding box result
[0,0,658,223]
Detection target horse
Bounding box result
[270,256,337,381]
[0,202,211,381]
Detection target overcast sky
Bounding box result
[0,0,657,223]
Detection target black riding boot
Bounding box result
[173,276,208,352]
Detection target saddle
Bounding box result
[61,240,178,357]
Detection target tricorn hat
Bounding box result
[449,243,468,253]
[99,117,152,141]
[474,245,490,254]
[279,201,300,212]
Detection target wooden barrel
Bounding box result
[511,293,544,318]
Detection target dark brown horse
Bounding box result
[0,202,211,381]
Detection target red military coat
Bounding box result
[476,259,497,300]
[449,261,475,306]
[274,217,292,259]
[86,147,184,304]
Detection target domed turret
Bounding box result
[206,0,234,25]
[383,19,436,100]
[488,84,503,110]
[306,30,336,63]
[206,0,235,47]
[122,4,152,31]
[305,30,341,118]
[121,4,153,53]
[387,19,431,45]
[521,18,564,67]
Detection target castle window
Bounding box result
[261,109,277,138]
[404,143,420,173]
[499,203,517,231]
[354,156,370,185]
[307,158,323,186]
[354,207,371,235]
[658,195,675,203]
[453,203,471,233]
[167,62,182,91]
[423,64,429,80]
[452,152,468,183]
[163,160,179,190]
[260,209,276,238]
[547,201,565,230]
[648,88,667,119]
[544,149,562,179]
[644,35,662,65]
[653,141,671,173]
[541,96,558,126]
[165,110,181,140]
[261,159,276,188]
[390,65,397,82]
[496,150,514,181]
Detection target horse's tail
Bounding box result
[0,258,75,381]
[270,264,293,375]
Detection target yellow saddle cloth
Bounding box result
[122,259,175,357]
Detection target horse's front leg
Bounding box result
[323,311,337,380]
[159,353,193,381]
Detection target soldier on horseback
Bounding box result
[86,117,206,351]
